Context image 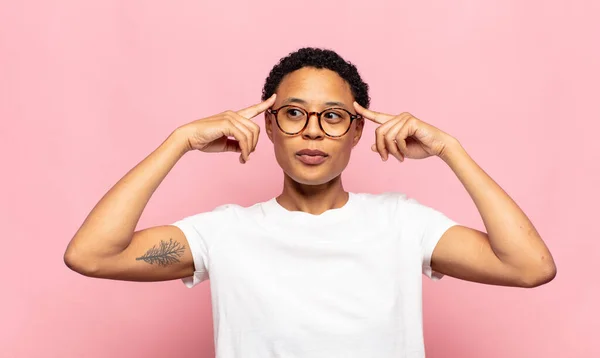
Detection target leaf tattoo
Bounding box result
[136,238,186,267]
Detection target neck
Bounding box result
[276,174,349,215]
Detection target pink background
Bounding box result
[1,1,598,357]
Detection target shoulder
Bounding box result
[357,191,432,207]
[174,199,269,225]
[350,191,414,224]
[352,191,412,208]
[352,191,442,223]
[177,203,237,220]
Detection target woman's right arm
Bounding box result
[63,94,275,282]
[63,129,196,281]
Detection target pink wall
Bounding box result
[1,1,598,357]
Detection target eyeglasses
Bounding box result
[267,105,362,138]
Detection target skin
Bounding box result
[64,66,557,289]
[263,66,557,287]
[264,67,365,215]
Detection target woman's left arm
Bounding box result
[353,102,557,287]
[433,140,556,287]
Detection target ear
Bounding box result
[265,112,274,143]
[352,118,364,147]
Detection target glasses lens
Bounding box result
[275,106,353,136]
[276,106,307,134]
[320,108,352,136]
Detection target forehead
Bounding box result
[276,67,354,105]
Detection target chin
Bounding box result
[286,170,339,186]
[274,147,351,186]
[281,159,348,186]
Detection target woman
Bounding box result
[64,47,556,357]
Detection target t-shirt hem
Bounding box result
[422,221,459,281]
[170,221,209,288]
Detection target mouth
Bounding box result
[295,149,329,165]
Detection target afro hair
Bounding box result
[261,47,370,109]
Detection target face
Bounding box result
[265,67,365,186]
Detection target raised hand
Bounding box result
[353,101,456,162]
[180,94,277,163]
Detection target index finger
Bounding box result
[353,101,394,124]
[237,93,277,119]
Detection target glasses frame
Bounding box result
[267,105,362,138]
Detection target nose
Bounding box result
[301,112,325,140]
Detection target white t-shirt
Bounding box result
[171,191,458,358]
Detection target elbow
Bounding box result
[519,262,557,288]
[63,247,99,277]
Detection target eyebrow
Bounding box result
[283,97,348,109]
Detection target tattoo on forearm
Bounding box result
[136,238,186,267]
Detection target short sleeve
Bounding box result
[400,196,459,281]
[170,205,231,288]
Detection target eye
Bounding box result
[322,109,346,123]
[323,111,342,119]
[285,107,305,118]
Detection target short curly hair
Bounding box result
[261,47,370,108]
